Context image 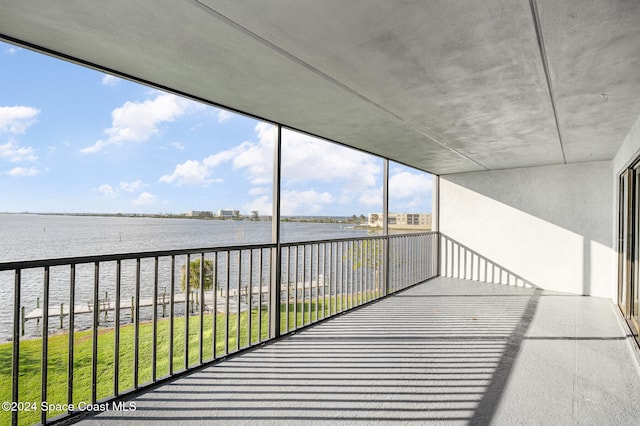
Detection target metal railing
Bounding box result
[0,232,438,425]
[280,236,385,333]
[388,232,439,293]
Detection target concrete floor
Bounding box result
[80,277,640,425]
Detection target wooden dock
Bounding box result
[24,292,252,322]
[23,277,326,324]
[21,291,255,336]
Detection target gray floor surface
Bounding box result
[79,277,640,425]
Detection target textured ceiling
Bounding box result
[1,0,639,175]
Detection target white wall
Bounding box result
[439,161,614,298]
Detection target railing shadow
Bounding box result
[86,278,542,425]
[440,234,538,289]
[1,233,440,425]
[437,234,545,424]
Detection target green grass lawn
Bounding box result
[0,307,269,426]
[0,293,374,426]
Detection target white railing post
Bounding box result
[383,159,390,295]
[269,124,282,338]
[434,175,441,277]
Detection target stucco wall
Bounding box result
[439,161,614,298]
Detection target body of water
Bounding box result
[0,214,378,339]
[0,214,376,262]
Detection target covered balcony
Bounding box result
[1,1,640,425]
[79,277,639,425]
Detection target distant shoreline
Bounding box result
[0,212,363,224]
[0,212,431,230]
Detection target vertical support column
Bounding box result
[12,269,20,426]
[153,257,160,379]
[41,266,50,426]
[198,253,204,363]
[134,259,141,385]
[184,254,190,369]
[68,264,76,407]
[168,256,175,375]
[113,261,120,396]
[434,175,441,277]
[92,262,100,402]
[269,123,282,338]
[383,159,390,295]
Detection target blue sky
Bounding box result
[0,41,432,216]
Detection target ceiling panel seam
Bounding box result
[191,1,402,120]
[529,0,567,164]
[409,125,489,171]
[192,0,490,171]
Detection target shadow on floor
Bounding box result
[83,279,541,425]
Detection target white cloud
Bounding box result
[242,195,272,217]
[203,144,248,169]
[213,122,276,184]
[133,192,156,206]
[159,123,274,189]
[280,129,381,192]
[81,93,195,154]
[255,122,275,142]
[171,142,185,150]
[80,140,108,154]
[159,122,384,215]
[0,106,40,134]
[6,166,40,177]
[217,109,233,123]
[387,170,432,212]
[101,74,121,87]
[97,184,118,198]
[232,148,273,185]
[389,171,432,199]
[106,94,187,141]
[231,127,381,196]
[4,46,20,55]
[119,180,146,193]
[169,123,381,191]
[358,187,383,206]
[249,186,270,196]
[159,159,223,186]
[281,190,334,215]
[0,141,37,162]
[227,122,275,186]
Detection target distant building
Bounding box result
[217,209,240,218]
[368,212,431,230]
[185,210,213,218]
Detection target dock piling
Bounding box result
[162,287,166,317]
[104,291,109,321]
